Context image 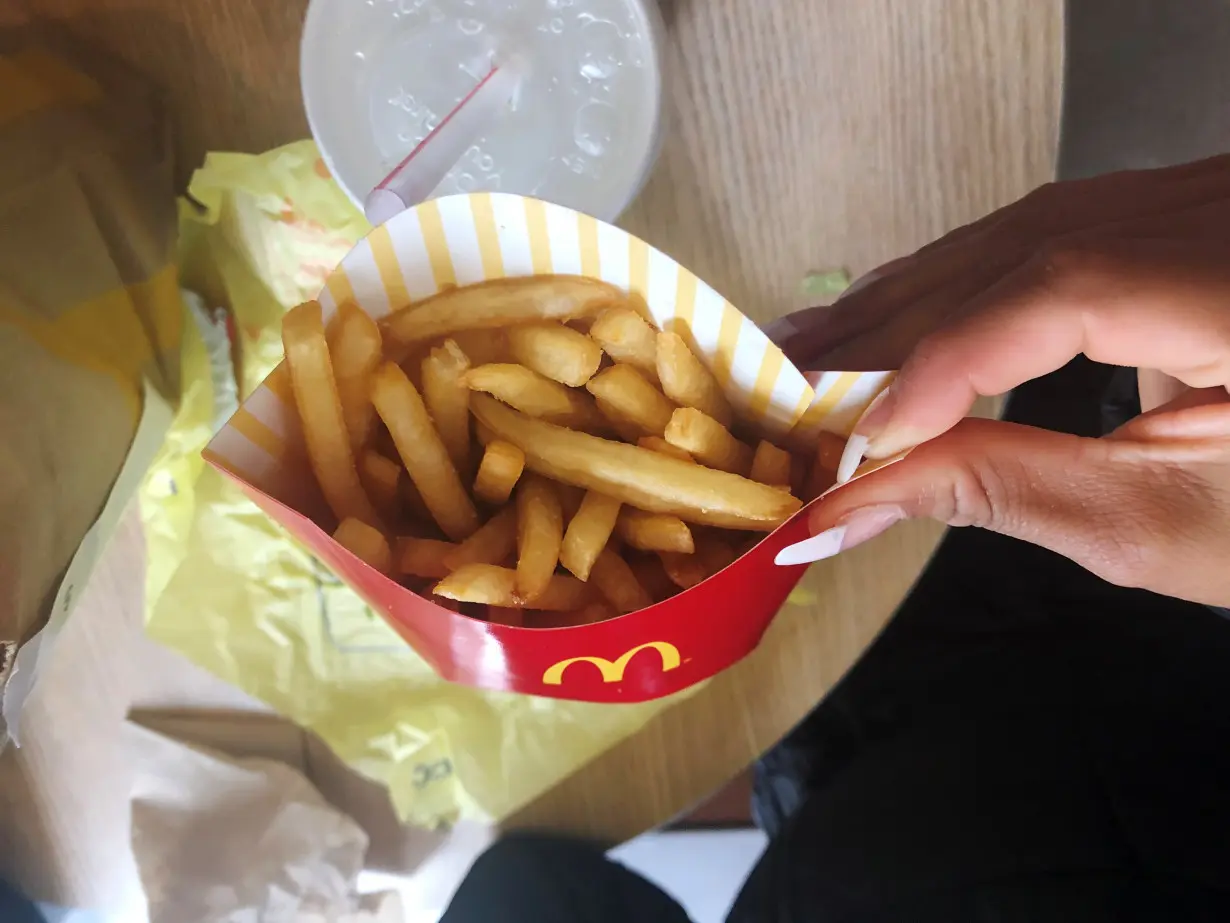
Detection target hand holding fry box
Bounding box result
[204,194,894,702]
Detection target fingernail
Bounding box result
[853,386,924,460]
[774,505,906,566]
[835,434,868,484]
[854,385,897,438]
[864,428,927,461]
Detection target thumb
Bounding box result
[775,417,1173,589]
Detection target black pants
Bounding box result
[442,364,1230,922]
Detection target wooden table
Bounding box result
[10,0,1062,843]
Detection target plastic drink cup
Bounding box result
[301,0,666,222]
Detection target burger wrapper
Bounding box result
[204,193,892,703]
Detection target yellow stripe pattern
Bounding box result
[524,198,553,274]
[712,302,743,388]
[325,262,356,308]
[369,224,409,311]
[471,193,506,280]
[577,213,601,278]
[418,200,457,290]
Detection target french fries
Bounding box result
[664,407,754,476]
[560,491,622,580]
[278,275,845,633]
[421,339,472,474]
[370,362,479,540]
[589,549,655,614]
[445,507,518,570]
[749,440,793,489]
[616,509,695,554]
[328,302,384,451]
[586,364,675,437]
[656,331,732,426]
[282,301,382,529]
[467,363,600,429]
[385,275,623,346]
[473,440,526,505]
[627,553,678,603]
[471,395,800,530]
[637,436,693,462]
[507,322,603,387]
[515,474,564,601]
[660,535,737,589]
[806,431,847,500]
[396,537,457,579]
[434,564,592,611]
[450,329,509,367]
[358,450,403,512]
[589,306,659,384]
[334,518,392,574]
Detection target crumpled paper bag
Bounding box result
[141,141,694,829]
[127,722,402,923]
[0,47,181,748]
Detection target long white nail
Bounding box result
[774,526,846,566]
[836,434,868,484]
[775,505,907,566]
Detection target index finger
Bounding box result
[862,239,1230,459]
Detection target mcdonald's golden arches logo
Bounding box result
[541,641,682,685]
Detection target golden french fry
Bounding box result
[559,491,622,580]
[637,436,693,462]
[805,431,847,500]
[471,395,801,530]
[659,551,708,590]
[586,364,675,438]
[593,400,648,443]
[433,564,591,610]
[328,302,384,452]
[660,533,738,589]
[282,301,382,529]
[487,606,526,627]
[444,507,518,570]
[749,440,793,489]
[421,339,472,474]
[515,474,564,601]
[589,549,655,614]
[556,483,585,521]
[507,322,603,387]
[371,362,480,540]
[466,363,601,430]
[450,328,509,366]
[697,533,739,572]
[475,419,496,447]
[358,450,403,513]
[385,276,622,345]
[655,331,732,426]
[589,306,659,384]
[334,517,392,574]
[627,553,678,603]
[395,537,458,578]
[664,407,754,476]
[473,440,526,505]
[616,509,695,554]
[401,476,432,523]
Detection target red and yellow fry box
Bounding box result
[204,194,893,703]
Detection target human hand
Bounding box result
[771,154,1230,607]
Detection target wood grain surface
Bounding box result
[6,0,1062,845]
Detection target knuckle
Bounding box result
[920,456,1024,531]
[1026,241,1111,297]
